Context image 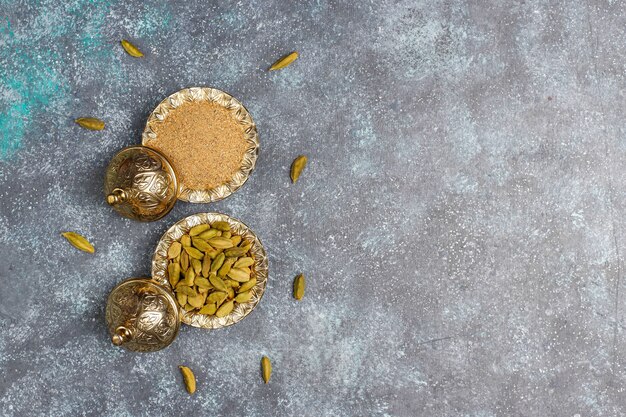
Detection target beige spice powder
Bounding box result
[146,100,248,190]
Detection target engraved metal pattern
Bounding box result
[151,213,268,329]
[104,146,178,221]
[105,278,180,352]
[141,87,259,203]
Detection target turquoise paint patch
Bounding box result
[1,13,64,160]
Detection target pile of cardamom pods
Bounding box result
[167,221,256,317]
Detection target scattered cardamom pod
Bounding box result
[167,241,182,259]
[269,51,298,71]
[293,273,305,300]
[216,300,234,318]
[120,39,144,57]
[290,155,307,183]
[61,232,95,253]
[75,117,105,131]
[261,356,272,383]
[179,366,196,394]
[184,246,204,260]
[189,224,210,236]
[238,277,257,293]
[211,221,231,231]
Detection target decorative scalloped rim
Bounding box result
[141,87,259,203]
[151,213,268,329]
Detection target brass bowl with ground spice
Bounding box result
[142,87,259,203]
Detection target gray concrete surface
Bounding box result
[1,0,626,416]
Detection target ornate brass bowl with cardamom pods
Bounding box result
[105,213,268,352]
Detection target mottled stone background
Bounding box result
[1,0,626,416]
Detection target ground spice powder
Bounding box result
[146,100,248,190]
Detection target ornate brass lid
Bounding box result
[105,278,180,352]
[104,146,179,222]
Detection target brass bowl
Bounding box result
[141,87,259,203]
[151,213,268,329]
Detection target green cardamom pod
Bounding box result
[225,279,240,288]
[290,155,307,183]
[218,257,236,277]
[176,286,197,297]
[210,252,226,273]
[238,277,257,293]
[215,300,234,318]
[61,232,95,253]
[261,356,272,383]
[184,246,204,260]
[168,262,181,288]
[198,228,220,240]
[209,274,228,292]
[176,292,187,307]
[75,117,105,131]
[201,254,212,277]
[180,251,189,272]
[198,303,217,315]
[195,277,212,289]
[167,241,182,259]
[120,39,144,57]
[211,221,231,231]
[191,237,214,252]
[181,234,191,247]
[224,247,247,257]
[189,224,210,236]
[269,51,298,70]
[227,268,250,282]
[179,366,196,394]
[293,273,305,300]
[234,257,254,268]
[207,291,227,304]
[230,235,242,246]
[235,291,252,303]
[188,292,207,308]
[191,258,202,274]
[184,268,195,286]
[207,237,234,249]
